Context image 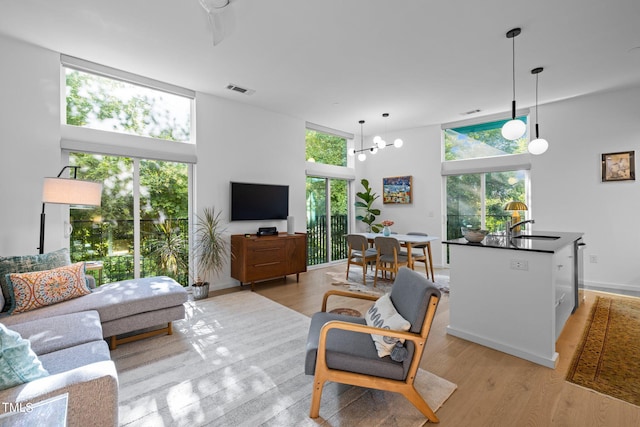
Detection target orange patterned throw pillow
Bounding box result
[6,262,90,314]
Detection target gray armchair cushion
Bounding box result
[390,268,441,334]
[305,312,410,381]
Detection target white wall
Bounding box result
[195,92,307,288]
[355,125,444,268]
[1,33,638,292]
[0,36,65,255]
[531,87,640,291]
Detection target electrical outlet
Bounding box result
[589,255,598,263]
[510,259,528,271]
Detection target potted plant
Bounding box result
[193,207,229,300]
[150,219,188,284]
[355,179,382,233]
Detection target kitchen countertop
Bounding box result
[444,230,584,253]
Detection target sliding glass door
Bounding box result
[68,152,190,285]
[306,177,349,266]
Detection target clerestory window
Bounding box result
[63,55,193,143]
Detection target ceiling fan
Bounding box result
[199,0,236,46]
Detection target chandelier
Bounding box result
[348,114,403,162]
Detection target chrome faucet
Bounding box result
[506,219,535,239]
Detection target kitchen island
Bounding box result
[444,231,584,368]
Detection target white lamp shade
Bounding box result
[42,178,102,206]
[528,138,549,155]
[501,119,526,140]
[394,138,403,148]
[373,135,382,144]
[370,147,378,154]
[347,147,355,156]
[377,139,386,149]
[357,153,367,162]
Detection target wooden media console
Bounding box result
[230,232,307,291]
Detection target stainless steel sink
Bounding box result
[512,235,560,240]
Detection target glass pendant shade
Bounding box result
[501,119,526,140]
[528,137,548,155]
[373,135,382,144]
[528,67,549,155]
[370,147,378,154]
[377,139,386,149]
[358,153,366,161]
[348,147,355,156]
[394,138,403,148]
[501,28,524,142]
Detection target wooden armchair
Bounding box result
[305,267,442,422]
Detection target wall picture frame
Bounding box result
[383,175,412,204]
[601,151,635,182]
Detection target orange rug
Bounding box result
[566,296,640,406]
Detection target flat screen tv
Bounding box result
[230,182,289,221]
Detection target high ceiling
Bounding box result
[1,0,639,135]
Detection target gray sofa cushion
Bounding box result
[39,340,111,376]
[7,311,103,356]
[0,276,187,328]
[305,312,407,381]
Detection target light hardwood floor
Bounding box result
[211,264,640,426]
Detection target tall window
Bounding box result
[443,115,531,263]
[62,57,194,285]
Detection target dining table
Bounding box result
[353,232,439,282]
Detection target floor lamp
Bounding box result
[39,166,102,254]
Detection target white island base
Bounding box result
[446,234,580,369]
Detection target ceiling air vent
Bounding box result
[226,83,255,96]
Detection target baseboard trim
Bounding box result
[446,325,558,369]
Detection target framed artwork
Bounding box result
[601,151,635,182]
[383,175,412,204]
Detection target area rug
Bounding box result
[113,291,456,426]
[328,270,450,295]
[566,296,640,406]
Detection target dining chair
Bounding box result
[346,234,377,284]
[374,236,409,286]
[407,231,432,281]
[304,267,443,421]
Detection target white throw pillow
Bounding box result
[365,293,411,358]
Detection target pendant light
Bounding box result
[501,28,526,141]
[357,120,367,162]
[528,67,549,155]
